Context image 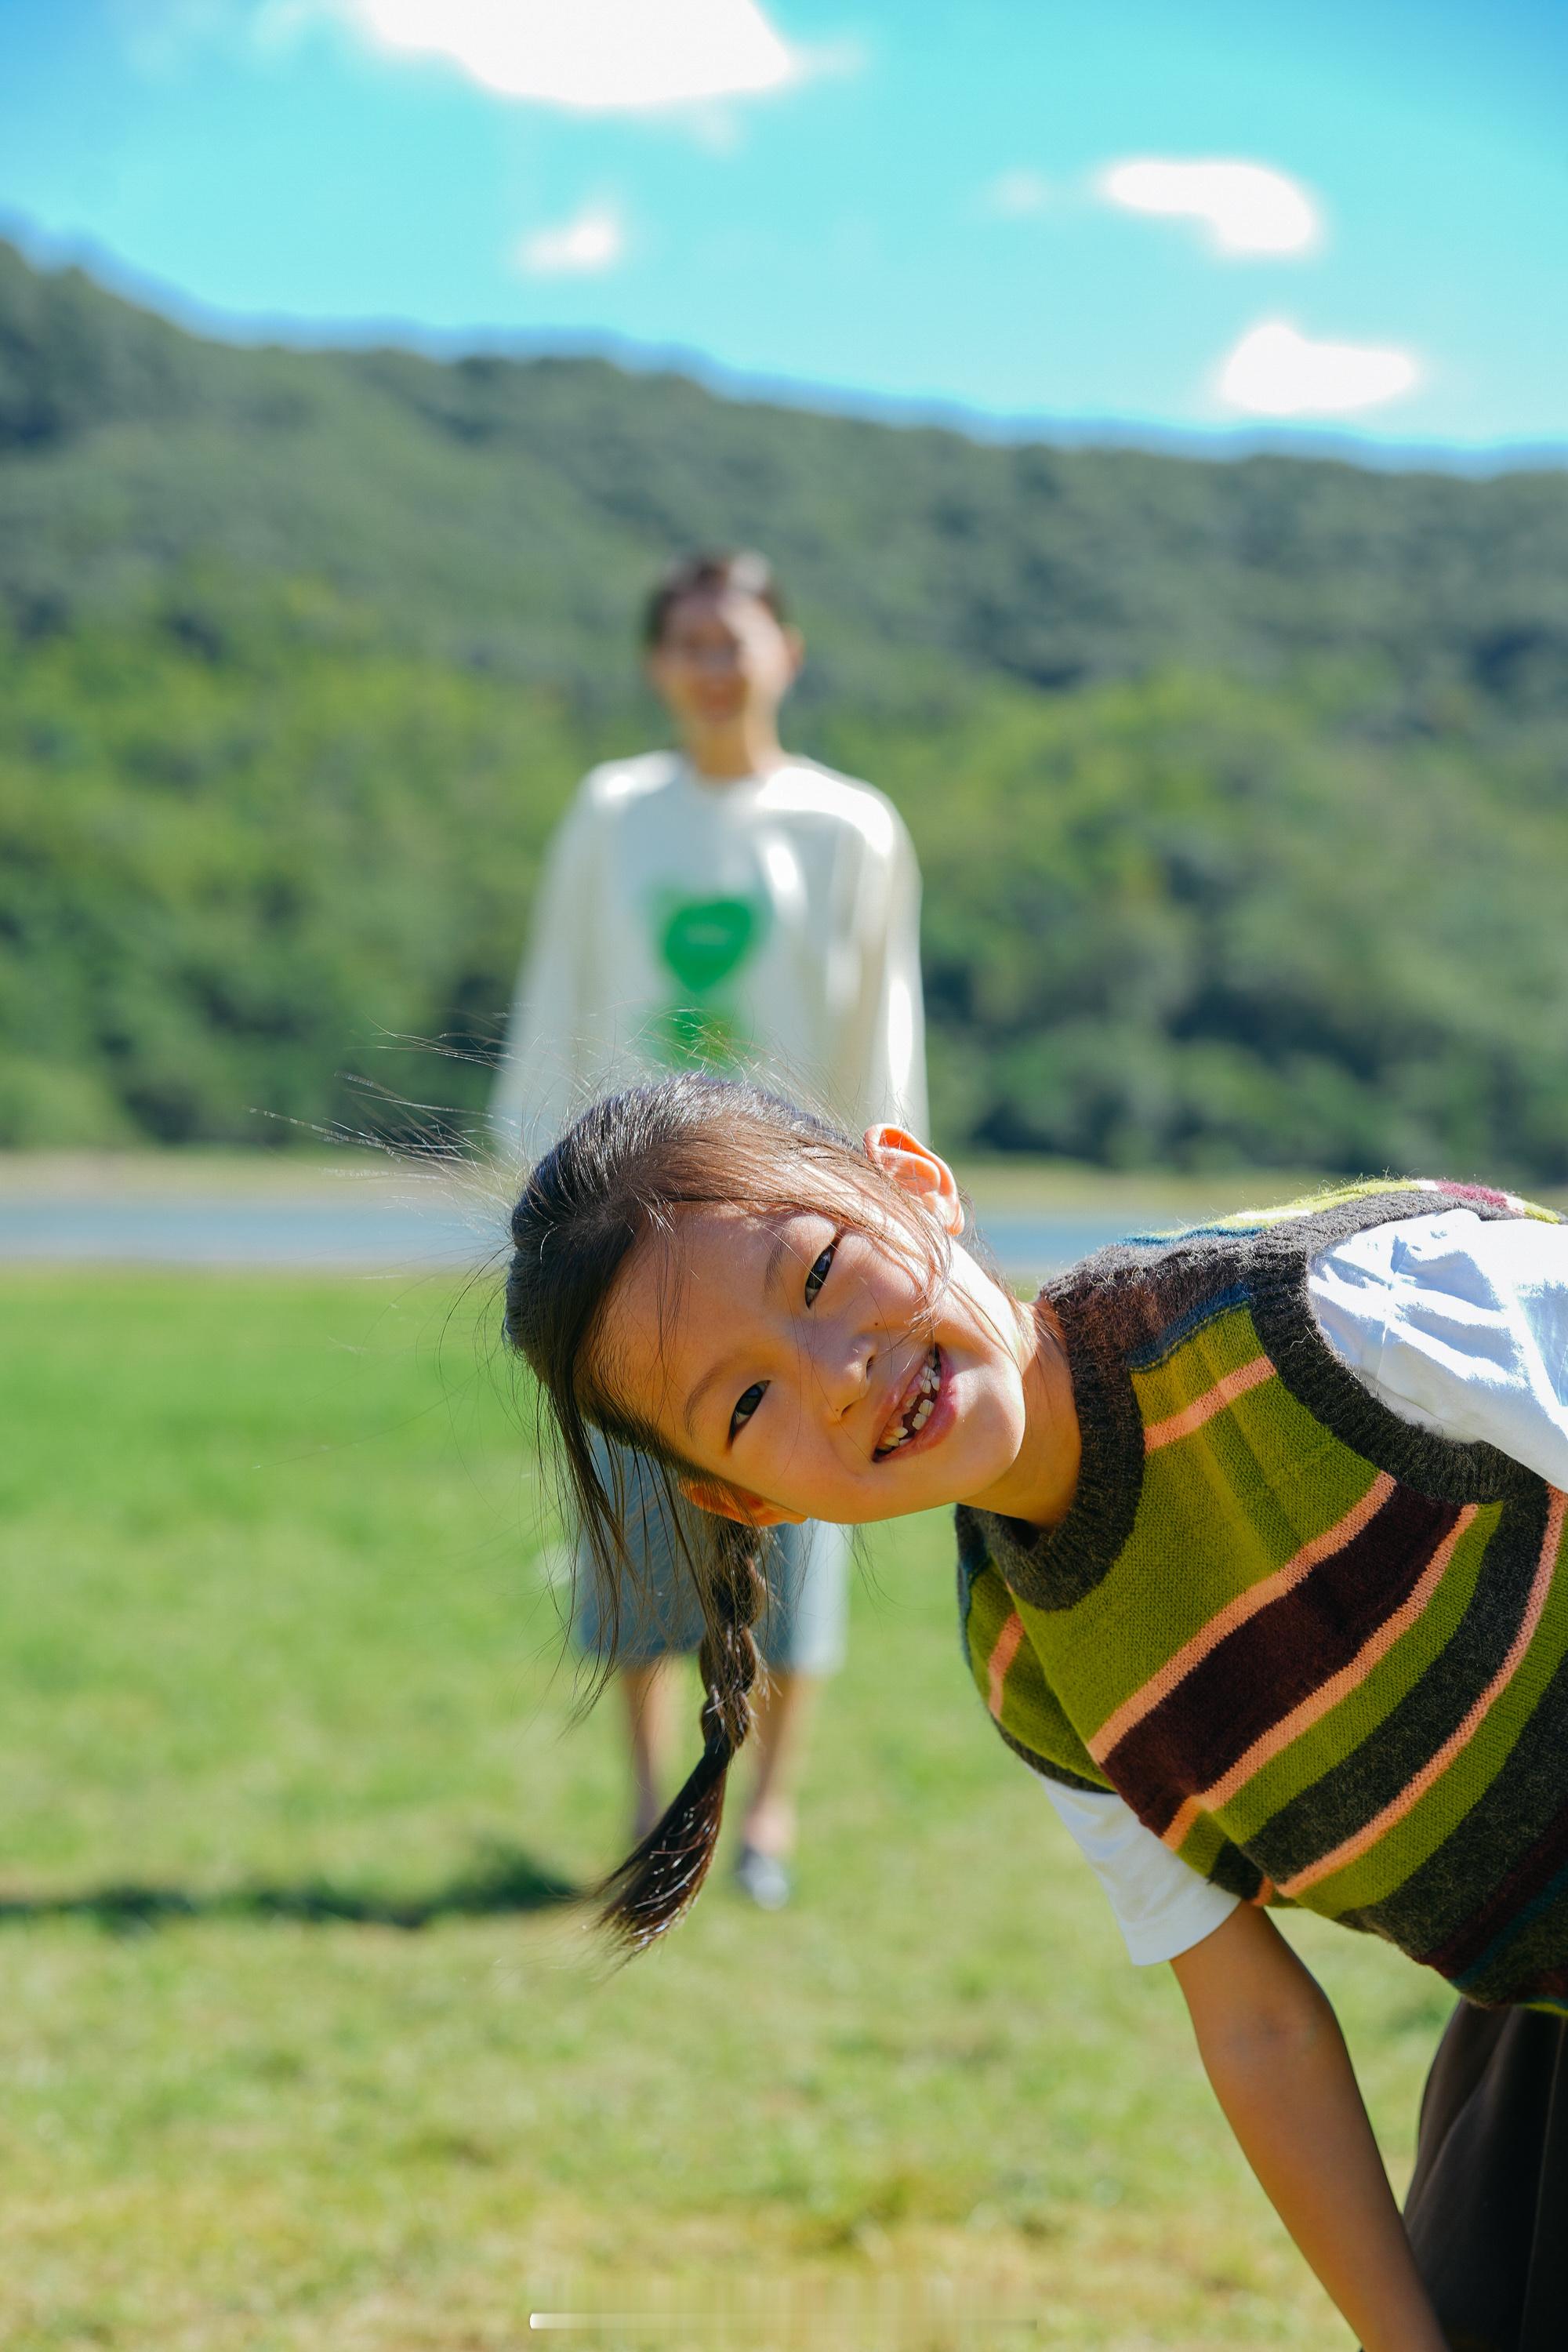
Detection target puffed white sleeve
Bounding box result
[1308,1209,1568,1490]
[488,782,602,1164]
[1039,1780,1241,1965]
[837,803,928,1136]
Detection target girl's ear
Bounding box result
[863,1124,965,1236]
[679,1475,806,1529]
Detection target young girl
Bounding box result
[504,1071,1568,2352]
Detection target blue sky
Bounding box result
[2,0,1565,456]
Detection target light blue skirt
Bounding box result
[572,1437,849,1676]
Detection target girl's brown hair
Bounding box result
[502,1073,945,1952]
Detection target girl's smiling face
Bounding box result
[590,1131,1076,1530]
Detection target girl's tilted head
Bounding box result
[503,1074,1038,1540]
[503,1073,1059,1947]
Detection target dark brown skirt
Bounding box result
[1403,2001,1568,2352]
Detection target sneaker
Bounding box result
[734,1842,792,1911]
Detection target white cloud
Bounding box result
[1219,319,1421,416]
[1099,157,1319,256]
[328,0,811,111]
[980,167,1051,220]
[514,201,626,278]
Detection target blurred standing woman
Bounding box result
[492,549,927,1904]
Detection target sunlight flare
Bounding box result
[981,168,1051,219]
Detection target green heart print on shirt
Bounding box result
[658,895,766,993]
[650,890,770,1069]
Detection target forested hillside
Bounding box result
[3,239,1566,1174]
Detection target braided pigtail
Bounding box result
[595,1515,767,1954]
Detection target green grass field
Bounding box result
[0,1269,1451,2350]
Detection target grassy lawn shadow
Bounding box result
[0,1841,580,1934]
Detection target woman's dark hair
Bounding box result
[641,548,788,649]
[503,1073,946,1953]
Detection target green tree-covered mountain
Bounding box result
[2,239,1566,1174]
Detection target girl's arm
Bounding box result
[1170,1905,1447,2352]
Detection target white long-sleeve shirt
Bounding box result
[1039,1208,1568,1964]
[490,751,927,1159]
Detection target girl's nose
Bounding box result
[812,1320,875,1419]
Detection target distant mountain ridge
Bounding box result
[2,238,1566,1176]
[5,239,1566,707]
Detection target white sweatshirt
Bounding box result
[491,751,927,1158]
[1040,1209,1568,1965]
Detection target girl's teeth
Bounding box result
[876,1350,942,1454]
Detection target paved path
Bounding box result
[0,1161,1151,1280]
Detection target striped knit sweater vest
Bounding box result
[957,1180,1568,2012]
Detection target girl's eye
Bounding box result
[804,1242,836,1307]
[730,1382,766,1440]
